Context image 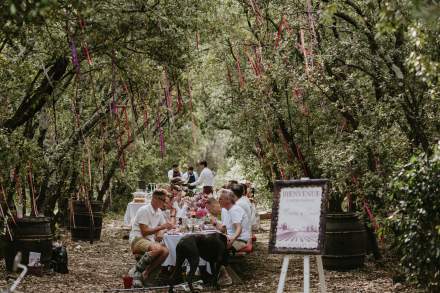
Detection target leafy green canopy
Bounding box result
[0,0,216,218]
[386,144,440,292]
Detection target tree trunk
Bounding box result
[2,57,69,132]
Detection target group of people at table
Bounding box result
[127,160,258,287]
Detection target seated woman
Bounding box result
[170,185,187,220]
[206,197,226,233]
[162,193,177,226]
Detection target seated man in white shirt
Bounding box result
[218,189,251,251]
[231,183,253,235]
[190,160,215,195]
[129,189,174,282]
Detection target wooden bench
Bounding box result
[226,241,254,284]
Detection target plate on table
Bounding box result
[201,230,218,234]
[166,230,182,235]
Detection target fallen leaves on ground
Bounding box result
[0,219,418,293]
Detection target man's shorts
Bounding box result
[232,239,247,251]
[131,237,154,254]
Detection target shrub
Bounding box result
[386,144,440,292]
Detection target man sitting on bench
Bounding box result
[129,189,174,286]
[218,189,251,252]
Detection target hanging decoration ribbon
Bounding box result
[27,161,39,217]
[78,17,93,65]
[291,87,309,116]
[275,15,292,48]
[69,37,81,76]
[196,31,200,50]
[254,46,264,74]
[306,0,317,44]
[176,84,184,113]
[188,80,197,144]
[156,113,165,158]
[226,65,233,85]
[248,0,263,25]
[244,48,260,77]
[299,29,310,74]
[163,69,173,111]
[13,169,23,208]
[0,183,13,240]
[143,108,149,130]
[235,58,245,89]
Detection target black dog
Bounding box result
[51,244,68,274]
[169,233,228,293]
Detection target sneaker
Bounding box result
[136,252,153,272]
[132,270,143,288]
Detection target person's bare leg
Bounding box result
[143,246,169,280]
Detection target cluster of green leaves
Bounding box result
[386,144,440,291]
[0,0,218,222]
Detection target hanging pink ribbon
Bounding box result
[226,65,233,85]
[110,100,118,114]
[188,81,197,144]
[299,29,310,74]
[306,0,317,43]
[254,46,264,74]
[196,32,200,49]
[244,48,260,77]
[143,109,149,130]
[275,16,292,48]
[235,58,245,88]
[159,127,165,158]
[82,46,93,65]
[176,85,184,113]
[248,0,263,25]
[163,70,172,110]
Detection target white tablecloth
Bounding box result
[162,232,217,273]
[124,202,147,226]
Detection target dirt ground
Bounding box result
[0,218,417,293]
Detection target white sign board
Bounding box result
[269,179,328,254]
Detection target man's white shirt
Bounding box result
[222,204,250,242]
[236,196,253,233]
[182,171,198,182]
[129,204,166,244]
[190,167,215,187]
[167,169,181,181]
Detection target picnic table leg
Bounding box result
[225,265,243,284]
[276,255,290,293]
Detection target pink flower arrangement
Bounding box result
[195,208,208,219]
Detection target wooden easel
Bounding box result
[276,255,327,293]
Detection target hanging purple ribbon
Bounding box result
[110,100,118,114]
[69,37,81,75]
[156,113,165,158]
[159,127,165,158]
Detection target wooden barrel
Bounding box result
[5,217,53,271]
[70,200,103,242]
[323,213,367,270]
